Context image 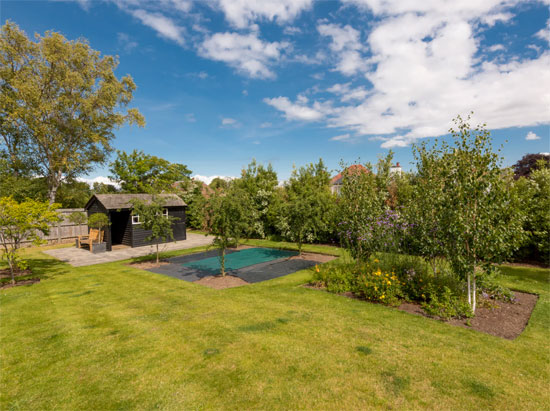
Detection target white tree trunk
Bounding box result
[467,274,471,306]
[472,274,477,313]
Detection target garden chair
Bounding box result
[77,229,103,252]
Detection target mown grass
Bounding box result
[0,244,548,410]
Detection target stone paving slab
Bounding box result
[44,233,213,267]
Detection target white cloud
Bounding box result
[260,122,272,128]
[199,32,288,79]
[283,26,302,35]
[117,32,138,53]
[263,96,327,121]
[330,133,352,141]
[242,89,248,96]
[535,19,550,44]
[214,0,313,29]
[77,176,120,188]
[184,113,196,122]
[266,2,550,148]
[220,117,241,127]
[525,131,541,140]
[327,83,370,102]
[221,117,237,125]
[131,9,185,45]
[318,23,365,76]
[192,174,235,185]
[487,43,505,52]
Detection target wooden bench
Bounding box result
[77,229,104,252]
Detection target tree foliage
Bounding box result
[0,21,145,203]
[131,196,178,265]
[0,197,60,283]
[233,159,280,239]
[513,153,550,179]
[110,149,191,194]
[414,115,525,311]
[280,159,335,254]
[205,186,252,275]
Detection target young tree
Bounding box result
[234,159,279,239]
[0,197,60,283]
[205,186,252,276]
[209,177,229,190]
[420,115,525,312]
[67,211,87,226]
[407,143,448,274]
[280,159,335,254]
[131,196,178,266]
[87,213,109,242]
[0,21,145,203]
[110,149,191,194]
[337,162,385,261]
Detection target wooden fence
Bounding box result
[22,208,89,246]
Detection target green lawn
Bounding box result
[1,243,549,410]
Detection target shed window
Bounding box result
[132,215,141,224]
[163,209,168,217]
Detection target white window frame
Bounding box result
[132,215,141,225]
[163,208,169,218]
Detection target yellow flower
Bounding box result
[388,281,391,285]
[421,294,425,299]
[374,258,379,263]
[381,295,385,299]
[315,265,319,273]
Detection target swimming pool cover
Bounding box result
[182,247,298,274]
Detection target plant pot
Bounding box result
[91,242,107,254]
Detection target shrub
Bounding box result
[312,263,356,294]
[477,266,516,303]
[421,286,473,320]
[354,265,404,306]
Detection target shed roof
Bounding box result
[85,194,186,210]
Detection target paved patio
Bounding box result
[44,233,213,267]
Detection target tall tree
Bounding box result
[281,159,335,254]
[0,21,145,203]
[110,149,191,194]
[418,114,525,312]
[513,153,550,179]
[234,159,279,238]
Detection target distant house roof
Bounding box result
[85,194,186,210]
[330,164,369,186]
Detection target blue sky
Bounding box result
[3,0,549,183]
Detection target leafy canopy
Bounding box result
[0,21,144,203]
[131,196,178,264]
[110,149,191,194]
[206,186,252,275]
[0,197,60,282]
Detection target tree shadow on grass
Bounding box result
[499,265,550,286]
[27,258,70,280]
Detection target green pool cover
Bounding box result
[182,247,298,274]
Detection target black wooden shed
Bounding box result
[84,194,187,251]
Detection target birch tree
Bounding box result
[417,114,525,312]
[0,21,144,203]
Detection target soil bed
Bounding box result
[194,275,249,289]
[127,260,170,270]
[305,284,538,340]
